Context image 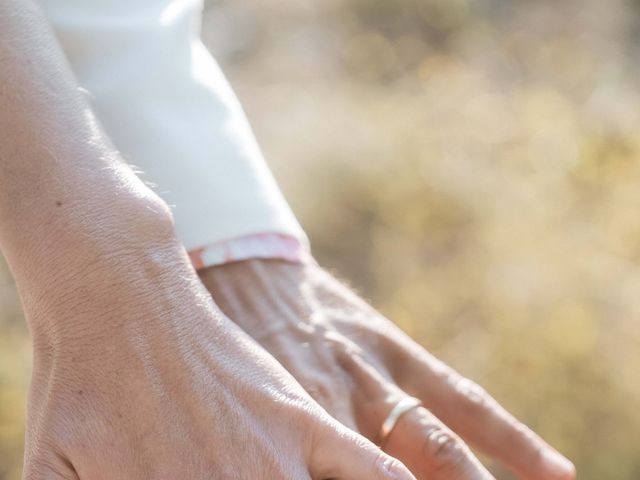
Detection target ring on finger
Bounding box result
[378,396,422,446]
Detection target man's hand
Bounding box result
[200,259,577,480]
[21,217,416,480]
[0,4,417,477]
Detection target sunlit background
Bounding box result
[2,0,640,478]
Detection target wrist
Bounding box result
[4,168,178,277]
[9,188,194,347]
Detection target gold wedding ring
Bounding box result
[378,396,422,445]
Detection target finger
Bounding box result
[384,405,494,480]
[310,423,417,480]
[400,353,576,480]
[298,375,359,432]
[336,348,494,479]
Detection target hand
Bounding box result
[1,3,416,476]
[200,259,577,480]
[21,227,415,479]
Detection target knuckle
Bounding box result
[300,368,356,419]
[373,451,408,480]
[526,444,548,472]
[422,426,468,471]
[452,376,492,413]
[507,420,538,446]
[326,331,363,360]
[303,379,340,408]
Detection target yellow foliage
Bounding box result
[1,0,639,478]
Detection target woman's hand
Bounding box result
[200,259,577,480]
[21,225,416,480]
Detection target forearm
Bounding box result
[0,2,118,204]
[38,0,308,262]
[0,1,181,336]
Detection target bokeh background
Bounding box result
[2,0,640,478]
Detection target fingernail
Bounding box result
[542,450,576,478]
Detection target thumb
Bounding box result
[310,423,416,480]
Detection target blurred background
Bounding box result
[2,0,640,478]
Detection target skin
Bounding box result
[200,259,578,480]
[0,2,417,479]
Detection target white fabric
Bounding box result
[39,0,308,253]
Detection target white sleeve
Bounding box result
[39,0,309,257]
